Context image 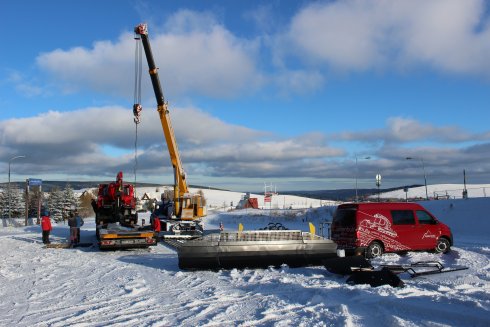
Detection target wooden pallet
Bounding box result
[44,242,94,249]
[44,243,72,249]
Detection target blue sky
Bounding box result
[1,0,490,192]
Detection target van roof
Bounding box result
[338,202,426,210]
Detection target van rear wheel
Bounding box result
[435,237,451,254]
[366,241,383,258]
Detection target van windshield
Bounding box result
[333,208,356,227]
[416,210,437,225]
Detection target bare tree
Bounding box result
[78,190,96,218]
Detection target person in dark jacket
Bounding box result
[67,212,77,245]
[41,213,52,244]
[75,212,84,244]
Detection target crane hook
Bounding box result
[133,103,142,124]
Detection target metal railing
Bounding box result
[201,230,325,242]
[432,187,488,200]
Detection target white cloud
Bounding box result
[274,69,325,95]
[287,0,490,75]
[8,71,46,97]
[36,34,135,96]
[36,10,262,99]
[2,107,490,186]
[2,105,339,179]
[0,105,263,152]
[289,0,385,70]
[158,105,266,146]
[335,117,485,143]
[11,2,490,106]
[243,4,278,34]
[185,138,343,163]
[386,117,472,142]
[31,3,490,101]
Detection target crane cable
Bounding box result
[133,34,143,192]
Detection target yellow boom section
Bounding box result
[157,102,189,196]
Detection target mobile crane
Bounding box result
[134,23,206,235]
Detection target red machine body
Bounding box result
[95,172,137,227]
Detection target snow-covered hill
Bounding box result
[74,183,490,209]
[0,193,489,326]
[77,186,340,210]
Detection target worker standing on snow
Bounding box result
[75,212,84,244]
[41,212,52,244]
[152,216,161,243]
[68,212,77,246]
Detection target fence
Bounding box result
[432,187,488,200]
[1,218,33,228]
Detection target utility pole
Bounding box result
[355,155,371,202]
[406,157,428,200]
[462,169,468,199]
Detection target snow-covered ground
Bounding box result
[1,190,489,326]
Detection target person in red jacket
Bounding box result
[41,213,52,244]
[152,216,161,243]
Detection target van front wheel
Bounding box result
[366,241,383,258]
[435,237,451,254]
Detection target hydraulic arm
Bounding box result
[134,23,205,220]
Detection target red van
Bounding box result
[331,202,453,258]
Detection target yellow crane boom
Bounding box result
[134,23,205,220]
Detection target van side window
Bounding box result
[416,210,437,225]
[391,210,415,225]
[333,209,356,227]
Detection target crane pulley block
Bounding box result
[133,103,142,124]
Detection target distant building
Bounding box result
[236,193,259,209]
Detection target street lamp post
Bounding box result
[406,157,428,200]
[376,174,382,202]
[8,155,26,223]
[355,156,371,202]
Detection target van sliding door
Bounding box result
[391,210,424,249]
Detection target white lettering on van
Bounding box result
[359,213,397,237]
[357,212,410,251]
[422,230,436,239]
